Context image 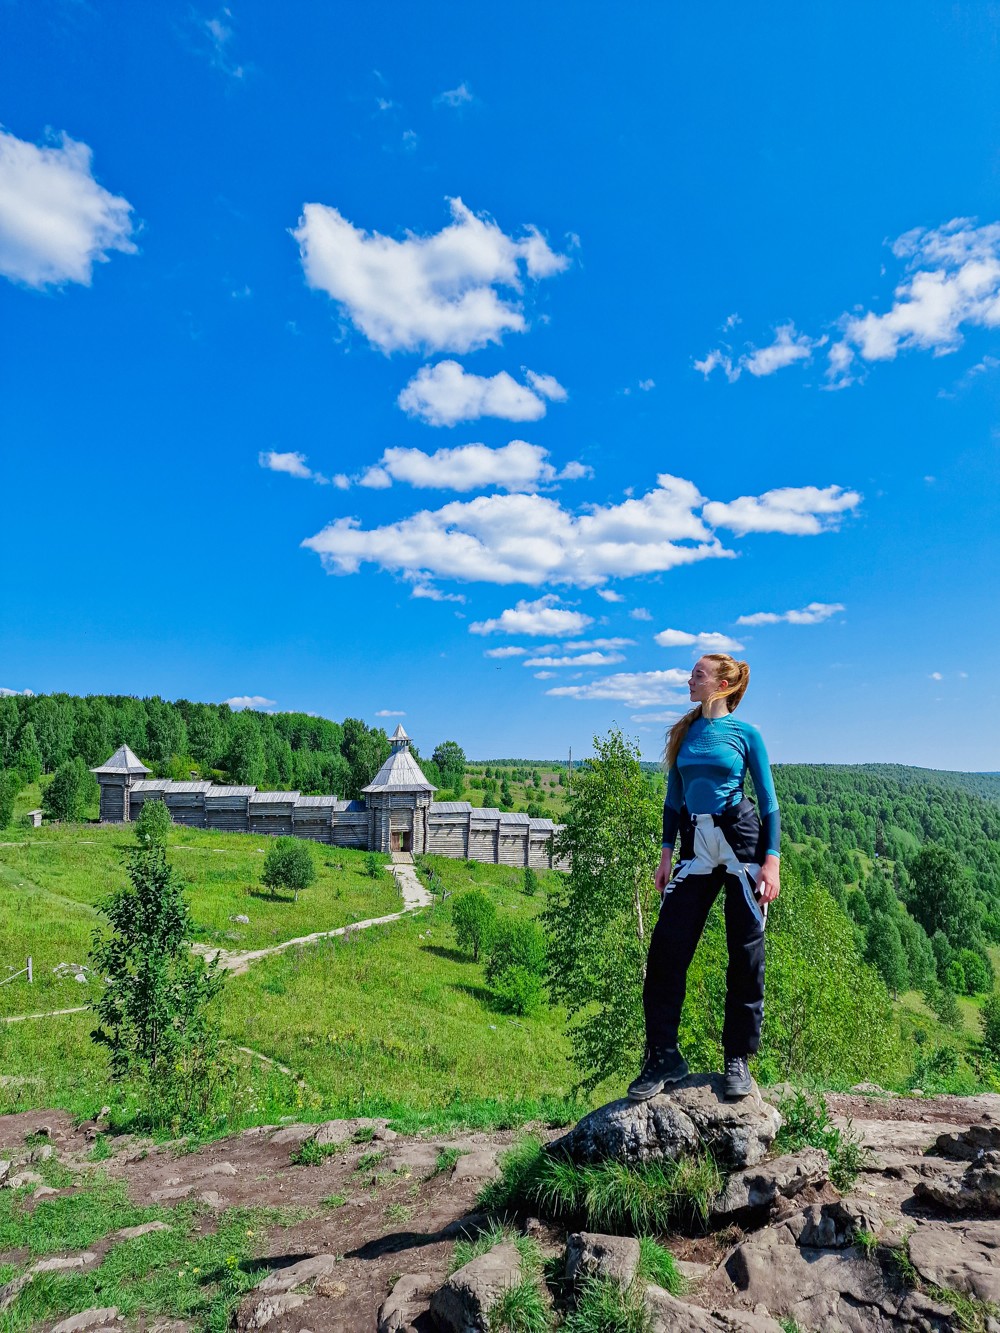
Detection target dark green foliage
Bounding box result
[134,798,172,847]
[341,717,391,799]
[41,757,96,822]
[14,722,42,784]
[364,851,382,879]
[261,837,316,902]
[523,867,539,896]
[911,1043,960,1091]
[90,846,226,1128]
[774,1088,868,1191]
[485,917,548,1015]
[928,981,962,1029]
[865,910,909,996]
[479,1135,722,1233]
[956,949,992,995]
[544,729,659,1092]
[980,994,1000,1060]
[499,777,514,809]
[908,843,980,950]
[452,888,497,962]
[225,712,266,786]
[0,769,19,828]
[432,740,466,794]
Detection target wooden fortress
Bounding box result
[91,725,563,870]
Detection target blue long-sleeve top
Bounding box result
[662,714,781,858]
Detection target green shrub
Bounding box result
[523,867,539,897]
[262,836,316,902]
[0,769,18,828]
[453,889,497,962]
[486,918,547,1016]
[134,798,172,847]
[981,993,1000,1061]
[41,757,95,822]
[365,851,382,879]
[774,1088,868,1192]
[957,949,992,996]
[562,1277,648,1333]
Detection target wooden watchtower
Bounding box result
[362,724,436,854]
[90,744,151,823]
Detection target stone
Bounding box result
[150,1185,192,1202]
[0,1160,10,1184]
[549,1075,781,1170]
[645,1286,785,1332]
[6,1171,43,1189]
[29,1253,98,1274]
[33,1186,60,1199]
[565,1232,641,1289]
[785,1198,883,1249]
[236,1292,308,1329]
[715,1223,955,1332]
[313,1117,388,1146]
[268,1123,316,1147]
[376,1274,438,1333]
[114,1221,171,1240]
[190,1160,237,1179]
[430,1242,524,1333]
[935,1125,1000,1160]
[30,1144,54,1162]
[0,1275,32,1312]
[232,914,250,924]
[236,1255,343,1331]
[198,1190,225,1208]
[253,1255,343,1295]
[914,1155,1000,1214]
[381,1145,441,1177]
[372,1126,398,1142]
[711,1147,828,1223]
[50,1309,120,1333]
[452,1151,499,1181]
[908,1220,1000,1303]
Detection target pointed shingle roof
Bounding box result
[362,746,436,794]
[90,744,151,776]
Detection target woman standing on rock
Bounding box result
[628,653,780,1103]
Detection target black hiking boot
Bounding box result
[627,1045,689,1101]
[723,1054,753,1100]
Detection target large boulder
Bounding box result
[934,1125,1000,1161]
[908,1220,1000,1303]
[711,1147,828,1223]
[645,1286,786,1332]
[548,1075,781,1170]
[914,1152,1000,1215]
[785,1198,884,1249]
[430,1242,524,1333]
[376,1273,439,1333]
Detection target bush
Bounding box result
[452,889,497,962]
[486,917,548,1015]
[364,851,382,879]
[90,845,227,1129]
[523,867,539,897]
[262,836,316,902]
[957,948,992,996]
[134,798,171,847]
[41,756,96,822]
[774,1088,868,1191]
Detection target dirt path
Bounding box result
[192,855,432,976]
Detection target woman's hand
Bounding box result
[756,854,781,904]
[655,851,673,897]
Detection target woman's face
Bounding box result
[688,656,726,703]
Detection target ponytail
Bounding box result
[663,656,751,771]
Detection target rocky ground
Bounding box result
[1,1078,999,1332]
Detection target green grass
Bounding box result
[561,1277,649,1333]
[289,1136,339,1166]
[0,1173,171,1256]
[479,1137,722,1234]
[636,1237,683,1293]
[0,1200,307,1333]
[430,1145,467,1176]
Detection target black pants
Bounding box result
[643,799,767,1056]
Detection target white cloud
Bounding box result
[375,708,406,716]
[638,378,656,391]
[703,485,860,536]
[0,128,136,288]
[355,439,586,493]
[630,608,653,621]
[304,474,733,588]
[524,369,568,402]
[408,580,465,603]
[292,196,568,354]
[696,323,821,383]
[0,687,34,697]
[525,652,626,667]
[736,601,845,626]
[563,637,635,650]
[224,695,276,710]
[259,450,329,483]
[397,361,566,426]
[470,595,593,637]
[929,671,943,681]
[435,82,474,107]
[654,628,744,652]
[203,12,246,79]
[534,671,556,679]
[484,646,529,658]
[597,589,625,603]
[358,465,392,489]
[547,669,690,707]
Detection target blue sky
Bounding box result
[2,1,998,768]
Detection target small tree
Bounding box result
[14,723,42,785]
[0,769,19,828]
[42,756,95,822]
[485,916,547,1015]
[981,993,1000,1061]
[452,889,496,962]
[523,866,539,897]
[261,837,316,902]
[499,778,514,810]
[134,798,172,847]
[365,851,382,879]
[90,845,225,1127]
[957,949,991,996]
